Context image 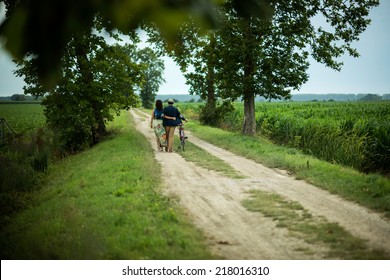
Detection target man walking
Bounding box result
[163,99,182,152]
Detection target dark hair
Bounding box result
[155,100,163,111]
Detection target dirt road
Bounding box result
[130,109,390,259]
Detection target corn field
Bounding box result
[243,101,389,173]
[0,103,46,135]
[180,101,390,174]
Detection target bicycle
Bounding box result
[178,123,188,151]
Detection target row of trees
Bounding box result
[1,0,379,150]
[149,0,379,135]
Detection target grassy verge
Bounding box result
[243,190,389,259]
[175,136,245,179]
[185,121,390,218]
[0,112,215,260]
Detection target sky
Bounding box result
[0,1,389,97]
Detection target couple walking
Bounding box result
[150,98,186,153]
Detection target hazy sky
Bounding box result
[1,1,389,97]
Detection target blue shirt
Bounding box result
[163,105,181,126]
[154,109,163,119]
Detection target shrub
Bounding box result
[199,100,236,127]
[0,155,36,192]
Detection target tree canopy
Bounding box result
[137,47,165,109]
[14,28,143,151]
[147,0,379,135]
[1,0,267,87]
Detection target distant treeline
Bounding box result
[2,93,389,103]
[288,93,389,102]
[157,93,390,103]
[0,94,43,102]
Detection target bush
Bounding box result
[0,126,60,228]
[43,93,94,153]
[0,127,57,192]
[199,100,235,127]
[0,155,36,192]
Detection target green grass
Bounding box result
[175,136,245,179]
[184,121,390,218]
[243,190,389,259]
[0,112,215,259]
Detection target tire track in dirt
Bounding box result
[130,109,390,259]
[187,135,390,255]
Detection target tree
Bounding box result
[14,30,142,152]
[216,0,379,135]
[10,94,26,101]
[215,1,307,134]
[147,1,378,135]
[183,31,221,126]
[358,94,382,101]
[237,0,373,135]
[146,20,223,125]
[137,48,165,109]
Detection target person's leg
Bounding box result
[170,126,176,152]
[156,137,162,151]
[153,121,162,151]
[164,126,170,152]
[167,126,176,152]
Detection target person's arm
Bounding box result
[177,109,187,121]
[150,109,155,128]
[162,113,175,120]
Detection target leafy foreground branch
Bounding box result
[0,112,214,259]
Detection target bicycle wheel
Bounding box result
[180,137,185,151]
[178,125,186,151]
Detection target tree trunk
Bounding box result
[200,72,216,125]
[242,93,256,135]
[92,102,107,139]
[242,18,256,136]
[206,56,216,112]
[206,35,217,112]
[200,35,217,125]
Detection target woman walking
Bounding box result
[150,100,167,152]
